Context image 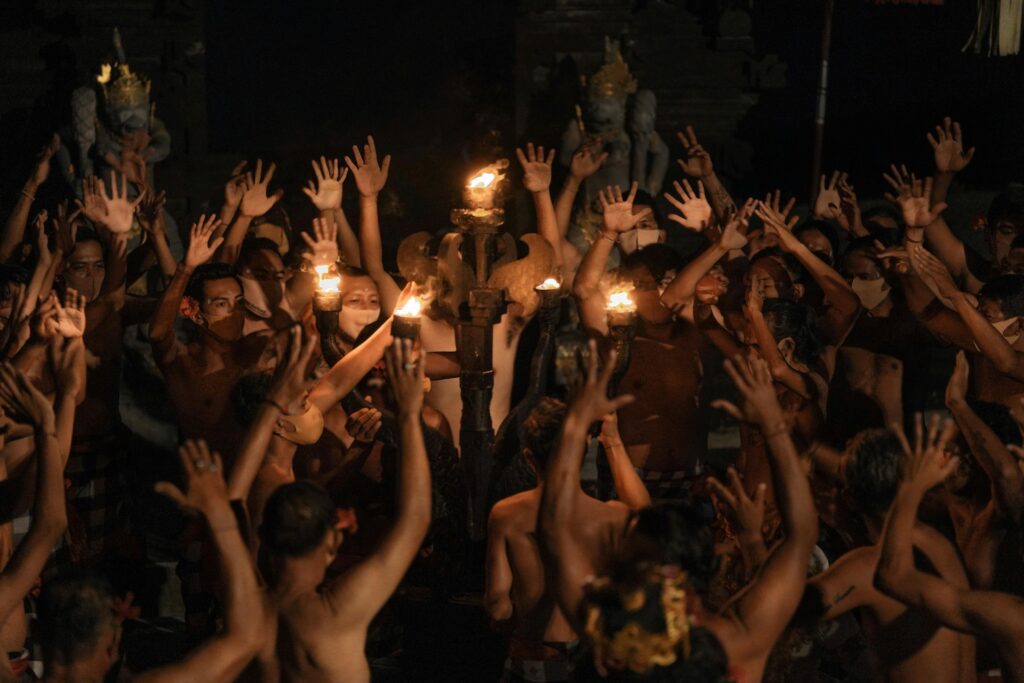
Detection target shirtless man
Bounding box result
[485,398,649,682]
[540,349,819,683]
[875,415,1024,682]
[260,338,430,683]
[573,182,709,500]
[36,440,264,683]
[793,421,975,683]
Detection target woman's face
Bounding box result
[341,275,380,310]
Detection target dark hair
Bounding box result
[762,298,822,365]
[233,371,274,426]
[521,397,567,472]
[750,247,808,286]
[238,236,284,270]
[37,573,115,666]
[980,274,1024,318]
[185,262,241,303]
[840,236,882,270]
[0,264,30,290]
[863,204,904,232]
[987,184,1024,228]
[260,480,336,557]
[968,399,1023,447]
[845,428,904,516]
[630,501,715,595]
[621,244,685,283]
[794,219,840,256]
[631,189,665,226]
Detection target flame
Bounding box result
[536,277,561,290]
[606,288,636,313]
[395,296,423,318]
[468,171,496,189]
[318,276,340,293]
[314,264,330,276]
[97,63,112,85]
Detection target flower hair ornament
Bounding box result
[583,564,694,676]
[335,507,358,535]
[179,295,200,319]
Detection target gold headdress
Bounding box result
[95,28,150,110]
[587,51,638,100]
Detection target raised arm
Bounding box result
[572,183,643,336]
[137,189,177,279]
[1,135,59,263]
[325,338,431,624]
[218,160,282,266]
[677,126,736,219]
[714,355,818,659]
[347,136,401,312]
[484,513,514,625]
[149,214,223,366]
[661,207,747,312]
[309,318,393,413]
[599,411,650,509]
[744,282,810,397]
[539,341,633,625]
[555,142,607,239]
[517,143,563,275]
[143,441,264,683]
[217,161,247,235]
[0,363,67,623]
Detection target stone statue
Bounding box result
[629,89,669,197]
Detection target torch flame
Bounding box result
[395,296,423,318]
[97,64,112,85]
[314,264,330,276]
[606,288,636,313]
[468,171,496,189]
[319,276,340,293]
[537,277,561,290]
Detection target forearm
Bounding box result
[540,413,588,539]
[1,181,37,263]
[32,425,65,537]
[150,263,192,343]
[205,501,262,642]
[661,242,726,310]
[573,233,614,299]
[764,427,816,543]
[554,176,583,239]
[150,230,178,279]
[217,214,252,265]
[532,190,563,274]
[216,203,239,237]
[330,208,361,268]
[397,412,431,528]
[311,320,392,410]
[227,402,281,501]
[702,172,737,220]
[604,441,651,509]
[54,391,77,466]
[876,484,925,599]
[103,241,128,293]
[357,195,385,275]
[922,219,972,285]
[790,243,859,317]
[932,171,955,205]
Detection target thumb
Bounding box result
[931,202,949,216]
[154,482,186,508]
[711,399,743,421]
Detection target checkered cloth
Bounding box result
[501,640,578,683]
[633,465,708,506]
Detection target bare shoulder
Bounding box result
[489,489,540,530]
[912,523,969,586]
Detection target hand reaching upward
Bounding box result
[100,171,145,235]
[345,135,391,198]
[895,176,947,228]
[676,126,714,179]
[184,214,224,269]
[566,339,635,425]
[301,217,339,267]
[240,159,283,218]
[598,182,641,234]
[303,156,348,210]
[570,141,608,180]
[516,142,555,194]
[665,179,711,232]
[928,117,975,174]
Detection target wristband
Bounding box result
[905,236,923,243]
[20,189,35,202]
[600,231,619,245]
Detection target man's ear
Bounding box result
[777,336,798,365]
[791,283,805,301]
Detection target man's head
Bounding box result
[840,239,892,310]
[978,274,1024,325]
[617,190,664,255]
[794,220,839,266]
[619,244,684,325]
[985,186,1024,266]
[38,574,119,677]
[747,248,806,301]
[64,230,106,303]
[260,480,340,573]
[0,264,29,332]
[184,263,245,342]
[338,267,382,342]
[521,397,567,475]
[758,298,822,370]
[844,429,905,518]
[238,237,287,317]
[622,500,716,596]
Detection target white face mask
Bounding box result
[851,276,891,311]
[338,306,381,341]
[992,316,1020,343]
[618,228,665,255]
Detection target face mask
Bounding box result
[240,276,279,319]
[338,306,381,340]
[992,316,1020,343]
[618,228,665,255]
[275,402,325,445]
[204,310,245,342]
[851,276,891,310]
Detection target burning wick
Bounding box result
[465,167,502,210]
[468,172,496,189]
[313,271,342,311]
[314,264,330,277]
[606,289,637,313]
[536,277,561,291]
[393,296,423,339]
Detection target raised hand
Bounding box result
[754,198,800,252]
[837,175,863,233]
[0,362,54,428]
[708,466,766,538]
[893,413,959,493]
[567,339,635,425]
[344,135,391,198]
[676,125,714,178]
[882,163,917,205]
[54,288,87,338]
[908,244,960,298]
[928,117,975,174]
[385,337,425,416]
[184,214,224,269]
[346,406,383,444]
[814,171,844,220]
[303,156,348,210]
[137,189,168,240]
[896,176,947,228]
[76,175,109,226]
[516,142,555,193]
[758,190,797,229]
[719,204,752,251]
[52,201,81,256]
[712,354,785,428]
[239,159,283,218]
[29,295,59,343]
[301,216,339,267]
[30,134,60,188]
[266,325,318,411]
[154,440,229,518]
[945,350,969,407]
[598,181,641,233]
[52,336,85,398]
[570,141,608,180]
[665,179,712,231]
[100,170,145,234]
[224,160,248,208]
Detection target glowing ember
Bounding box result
[606,289,636,313]
[318,276,340,293]
[395,297,423,318]
[536,278,561,290]
[468,171,496,189]
[314,264,330,276]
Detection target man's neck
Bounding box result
[273,558,327,603]
[869,296,895,318]
[43,660,105,683]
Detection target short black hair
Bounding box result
[521,397,567,472]
[260,480,336,558]
[185,262,241,303]
[238,236,284,270]
[630,501,715,595]
[621,244,685,283]
[750,247,808,285]
[845,429,904,516]
[794,219,840,256]
[987,184,1024,228]
[969,398,1023,447]
[980,274,1024,318]
[762,298,823,365]
[37,573,115,666]
[233,371,274,426]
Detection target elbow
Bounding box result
[872,558,907,599]
[993,353,1018,376]
[484,594,513,623]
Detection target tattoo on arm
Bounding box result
[831,585,855,608]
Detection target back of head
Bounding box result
[629,501,715,595]
[845,428,904,516]
[988,183,1024,229]
[980,274,1024,318]
[38,573,115,667]
[521,397,567,474]
[260,480,336,558]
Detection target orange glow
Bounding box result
[606,288,636,313]
[468,171,497,189]
[318,276,340,293]
[536,277,561,290]
[395,297,423,318]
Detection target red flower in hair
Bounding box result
[179,296,200,319]
[335,507,359,534]
[111,591,141,624]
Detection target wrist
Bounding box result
[565,174,583,187]
[398,407,421,422]
[204,504,237,530]
[359,192,379,203]
[759,417,788,438]
[599,230,619,245]
[22,179,40,194]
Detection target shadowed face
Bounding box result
[65,241,106,302]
